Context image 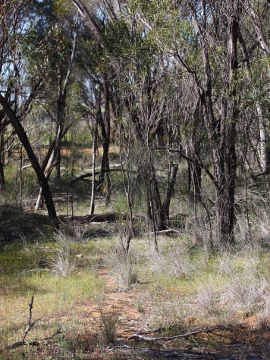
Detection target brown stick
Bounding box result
[128,326,220,342]
[22,296,34,344]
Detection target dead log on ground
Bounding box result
[59,212,129,223]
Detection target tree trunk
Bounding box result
[55,94,64,178]
[55,146,61,178]
[239,30,269,172]
[257,104,269,172]
[162,162,178,222]
[0,131,5,190]
[0,94,59,228]
[0,157,5,190]
[214,1,239,244]
[192,161,201,204]
[197,0,239,244]
[90,116,98,215]
[98,75,111,204]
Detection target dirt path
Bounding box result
[30,269,270,359]
[73,269,143,339]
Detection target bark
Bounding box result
[18,144,23,203]
[35,125,62,210]
[89,114,98,215]
[98,74,111,203]
[162,162,178,220]
[146,153,177,232]
[0,94,58,228]
[0,157,5,190]
[0,130,5,190]
[192,160,201,204]
[119,123,135,252]
[55,146,61,178]
[249,6,270,171]
[239,30,269,172]
[195,0,239,244]
[214,1,239,244]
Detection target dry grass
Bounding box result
[196,282,217,315]
[100,311,117,344]
[147,242,194,278]
[106,237,138,289]
[50,230,76,277]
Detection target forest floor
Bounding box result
[1,215,270,359]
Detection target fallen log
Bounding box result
[72,164,122,183]
[59,212,129,223]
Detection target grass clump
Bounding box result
[147,242,194,278]
[100,311,117,345]
[50,230,76,277]
[106,237,138,289]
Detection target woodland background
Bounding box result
[1,1,270,358]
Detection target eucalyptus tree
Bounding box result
[245,0,270,173]
[32,19,79,209]
[72,0,181,230]
[71,0,113,203]
[131,0,245,244]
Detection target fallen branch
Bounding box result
[128,326,220,342]
[71,164,122,183]
[59,212,129,223]
[7,327,62,350]
[144,229,176,236]
[22,163,32,170]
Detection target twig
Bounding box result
[136,326,167,335]
[22,295,34,344]
[6,296,35,350]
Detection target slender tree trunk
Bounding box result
[19,144,23,204]
[257,104,268,172]
[195,0,239,244]
[119,123,135,252]
[0,131,5,190]
[0,94,59,228]
[55,146,61,178]
[239,30,269,172]
[0,158,5,191]
[162,162,178,221]
[187,144,201,204]
[146,150,167,231]
[214,1,239,244]
[55,92,64,179]
[98,75,111,203]
[192,160,201,204]
[90,117,98,215]
[35,125,62,210]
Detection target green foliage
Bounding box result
[23,24,71,83]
